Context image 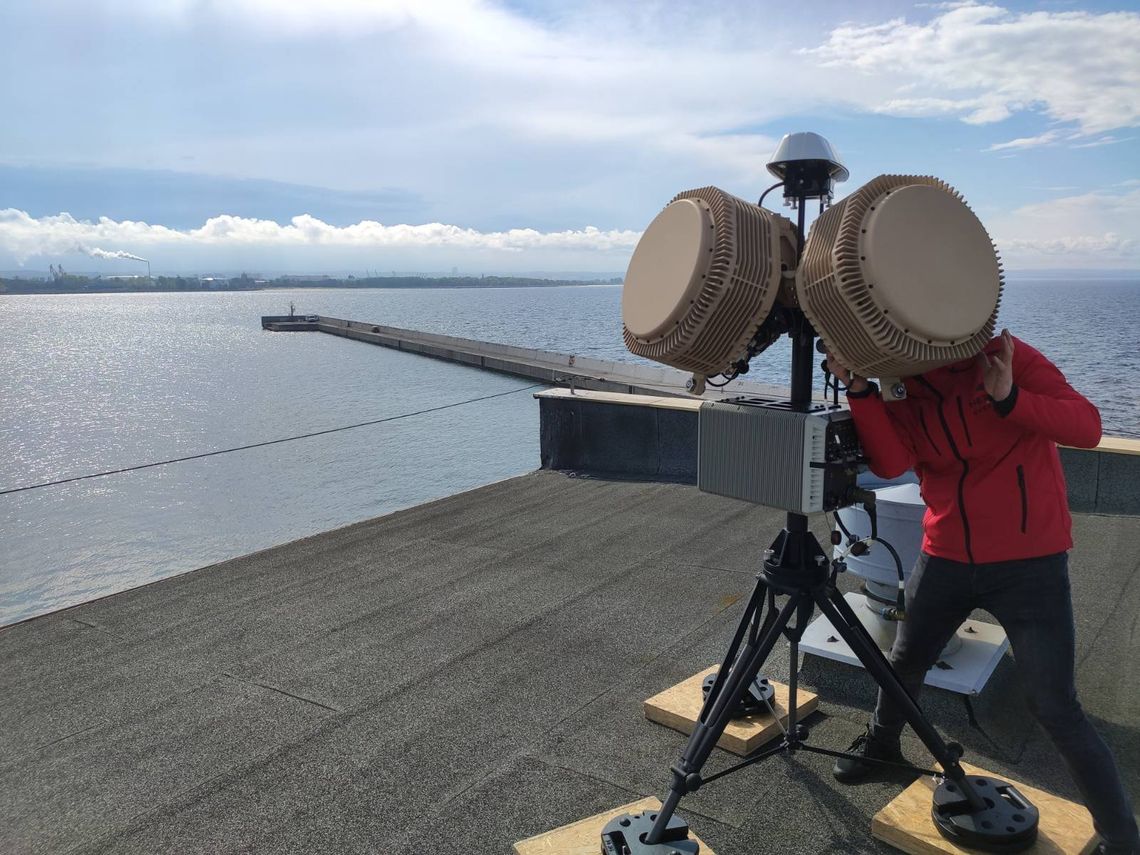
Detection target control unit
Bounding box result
[698,398,864,513]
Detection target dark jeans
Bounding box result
[870,551,1139,849]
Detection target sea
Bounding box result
[1,280,1137,626]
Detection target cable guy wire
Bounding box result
[0,382,546,497]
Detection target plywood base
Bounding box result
[873,761,1098,854]
[513,797,717,855]
[643,666,818,756]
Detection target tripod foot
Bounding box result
[601,811,699,855]
[931,776,1039,853]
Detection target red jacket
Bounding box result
[847,336,1101,564]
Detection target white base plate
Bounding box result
[800,592,1010,695]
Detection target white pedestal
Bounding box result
[800,592,1010,695]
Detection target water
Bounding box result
[1,281,1137,626]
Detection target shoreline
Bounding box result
[0,275,613,296]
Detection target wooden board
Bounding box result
[643,666,818,756]
[513,797,717,855]
[872,761,1098,855]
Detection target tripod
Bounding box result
[601,169,1039,855]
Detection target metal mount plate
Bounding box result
[601,811,700,855]
[932,775,1039,853]
[700,671,775,717]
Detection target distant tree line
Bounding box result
[275,275,618,289]
[0,273,261,294]
[0,273,620,295]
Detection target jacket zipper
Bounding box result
[955,397,973,447]
[1017,464,1028,534]
[916,377,975,563]
[918,408,941,456]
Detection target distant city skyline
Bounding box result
[1,0,1137,275]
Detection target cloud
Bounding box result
[1000,233,1136,256]
[810,4,1140,136]
[140,2,1138,177]
[6,1,1137,234]
[127,0,426,37]
[1,0,796,206]
[990,186,1140,266]
[0,209,642,265]
[6,185,1137,273]
[2,0,1137,272]
[1069,135,1133,149]
[985,130,1064,152]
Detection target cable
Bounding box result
[832,509,855,542]
[860,497,906,617]
[864,495,879,541]
[822,366,844,406]
[757,181,784,209]
[0,382,547,497]
[872,535,906,618]
[706,371,739,388]
[832,501,906,619]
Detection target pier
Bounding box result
[262,314,787,398]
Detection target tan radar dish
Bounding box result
[797,174,1002,397]
[622,186,797,393]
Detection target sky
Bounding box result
[1,0,1138,276]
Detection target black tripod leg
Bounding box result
[682,586,793,768]
[645,587,803,845]
[783,594,815,738]
[813,587,985,811]
[701,577,774,717]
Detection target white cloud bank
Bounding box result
[5,184,1138,273]
[0,209,642,268]
[990,186,1140,268]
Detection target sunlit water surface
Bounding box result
[1,281,1136,625]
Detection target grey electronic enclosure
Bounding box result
[698,399,862,513]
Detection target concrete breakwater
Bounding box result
[262,314,787,399]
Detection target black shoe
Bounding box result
[1095,843,1140,855]
[832,728,905,783]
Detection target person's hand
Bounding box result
[827,350,868,394]
[977,328,1015,401]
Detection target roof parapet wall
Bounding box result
[536,389,1140,515]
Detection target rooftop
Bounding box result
[2,471,1137,853]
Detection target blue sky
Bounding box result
[1,0,1137,275]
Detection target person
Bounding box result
[827,329,1139,855]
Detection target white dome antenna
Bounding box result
[767,131,849,203]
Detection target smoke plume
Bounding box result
[85,247,149,262]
